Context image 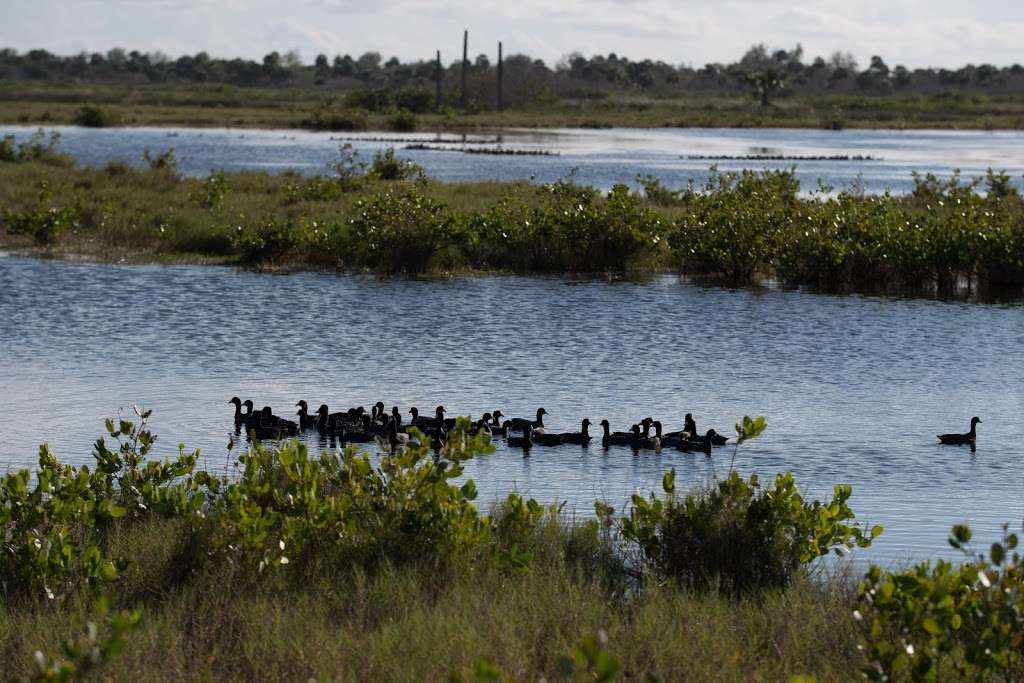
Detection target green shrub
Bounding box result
[233,220,304,263]
[141,148,179,174]
[367,147,424,181]
[858,522,1024,681]
[388,109,417,132]
[1,184,79,246]
[0,129,69,165]
[342,187,448,273]
[75,105,119,128]
[394,87,434,114]
[300,106,368,131]
[344,87,393,112]
[613,417,882,593]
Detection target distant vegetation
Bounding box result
[2,44,1024,130]
[2,144,1022,298]
[3,44,1023,109]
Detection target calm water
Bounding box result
[3,124,1024,194]
[1,252,1022,566]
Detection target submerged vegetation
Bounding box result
[0,411,1021,681]
[2,143,1022,298]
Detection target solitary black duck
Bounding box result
[938,417,981,446]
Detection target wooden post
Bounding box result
[497,41,503,111]
[461,29,468,109]
[435,50,442,110]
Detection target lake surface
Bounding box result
[1,252,1022,566]
[3,124,1024,195]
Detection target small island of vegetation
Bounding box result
[2,132,1022,300]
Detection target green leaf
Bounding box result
[990,542,1005,565]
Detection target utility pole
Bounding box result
[461,29,468,109]
[497,41,503,111]
[435,50,443,111]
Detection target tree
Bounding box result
[746,67,785,107]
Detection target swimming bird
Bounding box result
[229,397,248,425]
[556,419,592,445]
[653,420,686,448]
[678,429,717,456]
[510,408,547,433]
[295,400,320,430]
[507,425,533,452]
[630,424,661,452]
[531,429,563,446]
[410,405,448,430]
[938,417,982,446]
[339,415,376,443]
[599,419,634,448]
[249,406,299,439]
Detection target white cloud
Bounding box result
[0,0,1021,67]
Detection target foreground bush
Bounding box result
[2,412,1022,680]
[858,522,1024,681]
[611,417,883,593]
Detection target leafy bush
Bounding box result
[0,408,202,601]
[613,417,882,593]
[1,129,68,164]
[858,522,1024,681]
[367,147,424,181]
[669,168,800,282]
[394,87,434,114]
[342,187,448,273]
[300,106,368,131]
[141,148,178,174]
[233,220,304,263]
[388,109,417,132]
[1,184,79,246]
[344,87,393,112]
[26,599,141,683]
[74,105,120,128]
[190,170,229,209]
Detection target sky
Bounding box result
[2,0,1022,69]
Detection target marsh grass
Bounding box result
[0,514,867,682]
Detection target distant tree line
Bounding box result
[2,44,1023,110]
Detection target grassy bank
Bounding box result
[3,81,1024,130]
[1,413,1021,682]
[2,139,1023,298]
[1,516,864,681]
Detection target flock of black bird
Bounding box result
[229,398,985,455]
[228,397,730,455]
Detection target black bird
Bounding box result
[479,412,507,436]
[507,425,533,452]
[684,413,697,438]
[229,397,249,425]
[339,415,376,443]
[410,405,448,430]
[599,419,634,448]
[510,408,547,433]
[678,429,718,456]
[556,419,593,446]
[630,424,661,451]
[653,420,686,448]
[532,429,563,446]
[295,400,320,430]
[249,406,299,439]
[938,417,982,446]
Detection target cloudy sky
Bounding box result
[2,0,1021,68]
